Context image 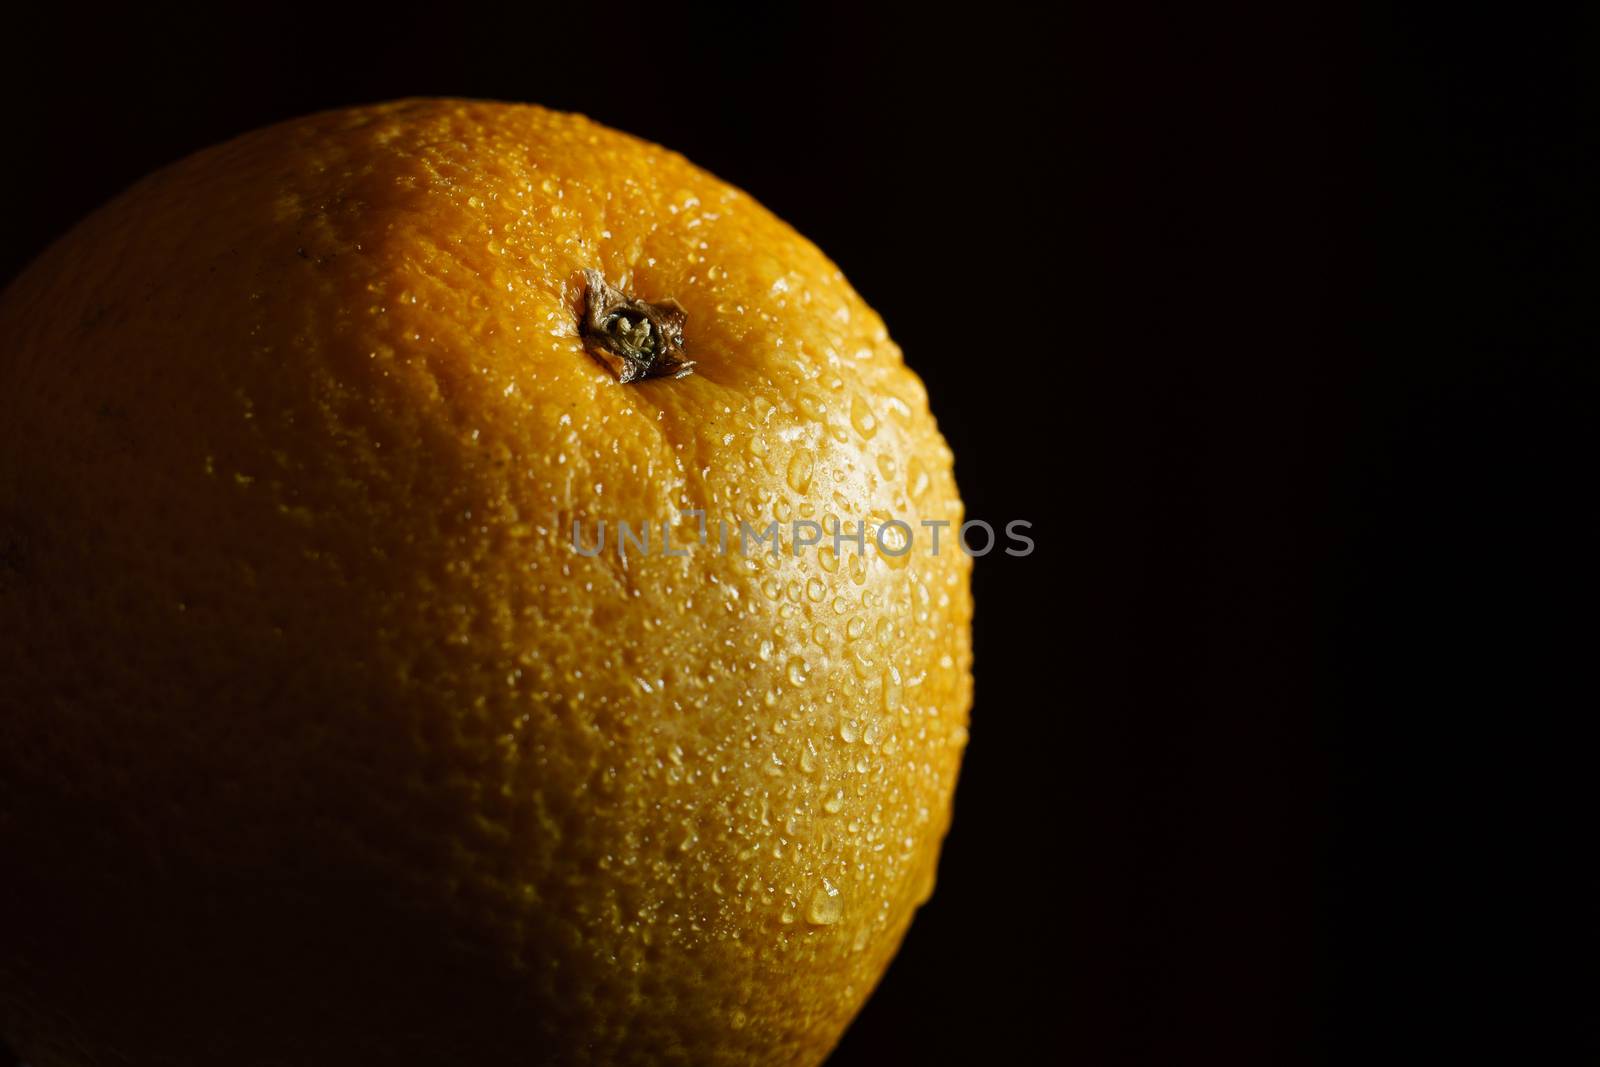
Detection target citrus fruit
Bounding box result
[0,99,972,1066]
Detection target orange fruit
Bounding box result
[0,99,971,1066]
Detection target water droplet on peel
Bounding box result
[875,523,911,569]
[805,578,826,602]
[807,880,843,925]
[882,667,903,712]
[786,450,814,494]
[849,645,880,681]
[798,392,827,420]
[824,789,845,814]
[908,459,930,498]
[839,720,859,743]
[800,743,818,774]
[849,394,878,438]
[787,657,809,686]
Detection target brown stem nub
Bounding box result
[580,269,696,383]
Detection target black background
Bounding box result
[2,3,1593,1064]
